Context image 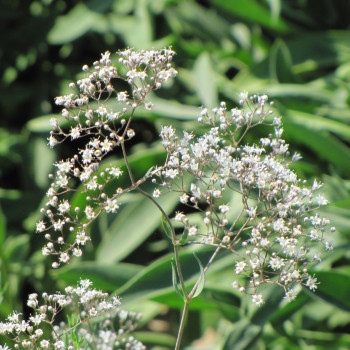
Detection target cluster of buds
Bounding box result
[155,93,334,305]
[0,280,144,349]
[37,48,177,267]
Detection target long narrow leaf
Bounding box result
[192,252,205,298]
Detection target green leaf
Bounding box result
[30,137,55,189]
[117,247,223,305]
[52,262,142,291]
[26,114,68,133]
[212,0,292,33]
[161,214,173,241]
[286,109,350,141]
[132,331,176,348]
[109,0,152,49]
[171,260,183,298]
[193,52,218,109]
[266,0,282,22]
[283,120,350,176]
[192,252,205,298]
[221,319,261,350]
[308,270,350,312]
[4,235,30,262]
[48,3,106,44]
[269,39,294,83]
[179,227,189,245]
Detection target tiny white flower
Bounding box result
[188,226,197,236]
[252,294,264,306]
[100,138,113,152]
[36,221,46,232]
[117,91,128,101]
[153,189,161,198]
[70,127,80,139]
[174,211,185,222]
[284,289,296,302]
[306,276,318,291]
[108,167,123,177]
[219,204,229,213]
[47,135,58,148]
[58,200,70,214]
[105,198,119,213]
[180,193,189,204]
[235,261,246,274]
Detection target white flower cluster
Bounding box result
[38,48,177,267]
[155,94,334,306]
[0,280,144,349]
[35,47,334,308]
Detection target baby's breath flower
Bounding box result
[153,189,161,198]
[117,91,128,101]
[156,91,334,304]
[108,167,123,177]
[36,221,46,233]
[105,198,119,213]
[36,49,333,312]
[252,294,264,306]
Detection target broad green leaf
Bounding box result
[150,287,229,311]
[221,319,261,350]
[308,270,350,312]
[193,52,218,109]
[48,3,106,44]
[318,206,350,233]
[86,0,114,13]
[52,262,142,291]
[231,23,251,49]
[3,235,30,262]
[109,0,152,49]
[286,110,350,141]
[249,284,285,325]
[0,128,23,162]
[96,190,179,263]
[283,121,350,176]
[26,114,68,133]
[212,0,292,33]
[165,2,231,44]
[271,293,309,327]
[269,39,294,83]
[133,331,176,348]
[266,0,281,22]
[287,31,350,71]
[262,84,334,103]
[30,137,55,189]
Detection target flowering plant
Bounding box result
[0,48,334,349]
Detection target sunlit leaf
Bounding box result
[193,52,218,109]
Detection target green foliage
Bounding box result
[2,0,350,349]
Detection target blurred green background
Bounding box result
[1,0,350,349]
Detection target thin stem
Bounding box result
[136,186,188,299]
[121,140,136,185]
[175,299,189,350]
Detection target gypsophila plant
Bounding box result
[37,48,177,267]
[157,93,335,306]
[6,47,333,350]
[0,279,144,350]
